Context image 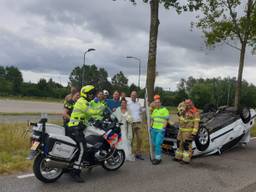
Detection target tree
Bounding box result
[114,0,201,102]
[5,66,23,95]
[111,71,129,92]
[0,66,5,78]
[192,0,256,109]
[69,64,111,90]
[190,82,213,109]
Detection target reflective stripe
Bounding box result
[179,118,195,122]
[179,117,200,122]
[153,120,166,124]
[180,128,193,132]
[183,151,190,158]
[175,150,183,159]
[72,108,89,113]
[69,119,80,123]
[152,116,169,119]
[192,128,198,134]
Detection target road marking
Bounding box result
[17,173,34,179]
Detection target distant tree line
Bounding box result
[159,77,256,109]
[0,66,68,98]
[0,65,255,108]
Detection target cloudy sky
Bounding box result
[0,0,255,90]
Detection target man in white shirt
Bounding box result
[128,91,144,160]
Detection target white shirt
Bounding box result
[128,100,142,122]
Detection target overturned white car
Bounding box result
[162,107,256,156]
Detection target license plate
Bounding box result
[31,141,40,150]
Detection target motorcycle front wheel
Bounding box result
[102,149,125,171]
[33,154,63,183]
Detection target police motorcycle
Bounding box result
[28,112,125,183]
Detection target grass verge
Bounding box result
[0,123,31,174]
[0,112,62,116]
[251,124,256,137]
[0,121,62,175]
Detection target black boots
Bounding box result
[70,169,84,183]
[152,159,162,165]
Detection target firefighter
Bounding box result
[68,85,98,182]
[150,96,169,165]
[174,99,200,163]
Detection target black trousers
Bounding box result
[68,124,87,169]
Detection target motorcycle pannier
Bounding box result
[47,134,77,160]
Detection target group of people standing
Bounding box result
[62,86,145,182]
[149,96,200,165]
[62,85,200,182]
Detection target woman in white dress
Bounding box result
[113,98,135,161]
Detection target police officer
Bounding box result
[68,85,98,182]
[174,99,200,163]
[90,91,107,121]
[63,90,80,128]
[150,96,169,165]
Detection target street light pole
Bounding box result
[82,48,96,86]
[126,56,141,88]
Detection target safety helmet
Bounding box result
[154,95,161,101]
[103,89,109,96]
[80,85,95,98]
[177,101,186,116]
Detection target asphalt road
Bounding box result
[1,140,256,192]
[0,99,62,113]
[0,114,62,123]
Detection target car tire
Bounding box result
[195,126,210,151]
[240,107,251,124]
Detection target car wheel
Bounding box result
[240,107,251,124]
[195,126,210,151]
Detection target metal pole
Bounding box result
[82,51,87,86]
[82,48,95,86]
[138,59,141,89]
[126,56,141,89]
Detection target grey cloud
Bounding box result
[0,0,255,86]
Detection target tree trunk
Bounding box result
[146,0,160,103]
[234,43,247,110]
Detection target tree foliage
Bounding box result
[111,71,129,92]
[113,0,202,102]
[0,66,69,99]
[5,66,23,94]
[192,0,256,109]
[69,64,111,91]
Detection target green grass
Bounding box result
[0,112,62,116]
[0,123,32,174]
[0,120,62,175]
[165,106,177,114]
[0,96,62,103]
[251,124,256,137]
